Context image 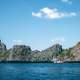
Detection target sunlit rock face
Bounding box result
[70,42,80,61]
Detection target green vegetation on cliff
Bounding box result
[0,40,80,62]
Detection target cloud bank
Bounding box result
[32,7,76,19]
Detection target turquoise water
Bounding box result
[0,63,80,80]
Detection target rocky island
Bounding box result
[0,40,80,63]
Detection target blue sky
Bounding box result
[0,0,80,50]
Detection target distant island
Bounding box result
[0,40,80,63]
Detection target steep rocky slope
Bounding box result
[70,42,80,61]
[0,40,80,62]
[0,40,6,53]
[7,45,31,61]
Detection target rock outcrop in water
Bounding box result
[0,40,80,62]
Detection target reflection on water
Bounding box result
[0,63,80,80]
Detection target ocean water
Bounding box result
[0,63,80,80]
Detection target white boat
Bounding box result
[52,57,63,63]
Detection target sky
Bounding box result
[0,0,80,50]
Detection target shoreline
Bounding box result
[0,61,80,63]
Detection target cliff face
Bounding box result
[0,40,7,61]
[0,40,80,62]
[7,45,31,61]
[70,42,80,61]
[0,40,6,53]
[41,44,62,55]
[29,44,63,62]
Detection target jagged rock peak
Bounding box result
[49,43,62,51]
[11,44,32,55]
[13,45,31,49]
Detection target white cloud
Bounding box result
[32,7,76,19]
[51,37,65,45]
[61,0,72,4]
[32,12,42,18]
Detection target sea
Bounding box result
[0,63,80,80]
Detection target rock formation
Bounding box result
[70,42,80,61]
[7,45,31,61]
[0,40,80,62]
[0,40,6,53]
